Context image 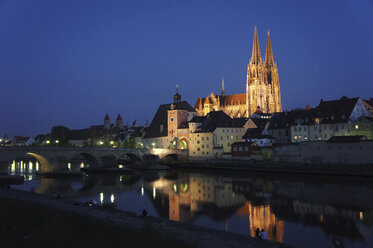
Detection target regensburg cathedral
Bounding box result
[195,26,282,118]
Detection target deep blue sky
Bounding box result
[1,0,372,137]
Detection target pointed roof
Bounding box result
[104,114,110,121]
[265,30,275,67]
[250,26,262,65]
[116,114,122,121]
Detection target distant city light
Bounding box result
[110,141,114,145]
[46,140,50,144]
[153,187,156,199]
[55,140,59,143]
[141,185,144,196]
[110,194,115,203]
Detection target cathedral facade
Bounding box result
[195,26,282,118]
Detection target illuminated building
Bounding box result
[195,26,282,118]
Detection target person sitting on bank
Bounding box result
[137,209,147,217]
[255,228,261,239]
[260,229,267,240]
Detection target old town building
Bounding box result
[195,26,282,118]
[189,111,246,159]
[142,91,197,149]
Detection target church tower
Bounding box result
[246,26,282,117]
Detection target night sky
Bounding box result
[1,0,372,137]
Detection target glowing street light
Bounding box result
[55,140,59,144]
[46,140,50,144]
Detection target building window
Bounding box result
[231,136,234,139]
[355,124,359,129]
[206,137,209,141]
[202,144,204,148]
[197,148,200,151]
[206,152,209,154]
[227,136,229,140]
[202,152,204,154]
[206,144,209,148]
[294,136,298,140]
[233,147,237,151]
[239,147,243,151]
[245,147,249,151]
[220,136,223,140]
[304,127,306,131]
[197,141,200,144]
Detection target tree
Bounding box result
[50,126,70,146]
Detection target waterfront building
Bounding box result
[267,111,299,144]
[309,96,369,141]
[349,116,373,139]
[195,26,282,118]
[142,91,197,149]
[189,111,245,159]
[289,108,315,143]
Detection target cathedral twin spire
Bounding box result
[250,26,275,68]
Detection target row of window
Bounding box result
[313,124,345,131]
[222,129,243,133]
[232,146,250,152]
[293,126,307,132]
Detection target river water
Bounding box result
[6,159,373,248]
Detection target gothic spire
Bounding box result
[251,25,262,65]
[265,30,275,67]
[221,77,225,97]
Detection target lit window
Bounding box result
[355,125,359,129]
[294,136,298,140]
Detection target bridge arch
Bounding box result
[26,152,52,173]
[80,153,101,168]
[124,153,141,162]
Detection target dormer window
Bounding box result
[315,118,320,124]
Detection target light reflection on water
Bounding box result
[7,161,373,248]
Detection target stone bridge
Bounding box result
[0,147,188,173]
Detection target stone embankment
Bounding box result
[167,160,373,177]
[0,189,288,248]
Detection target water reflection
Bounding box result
[9,166,373,248]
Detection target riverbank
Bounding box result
[165,160,373,177]
[0,188,287,248]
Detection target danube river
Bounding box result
[6,159,373,248]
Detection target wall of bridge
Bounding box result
[0,147,188,162]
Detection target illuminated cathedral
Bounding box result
[195,26,282,118]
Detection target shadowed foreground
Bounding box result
[0,198,195,248]
[0,189,286,248]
